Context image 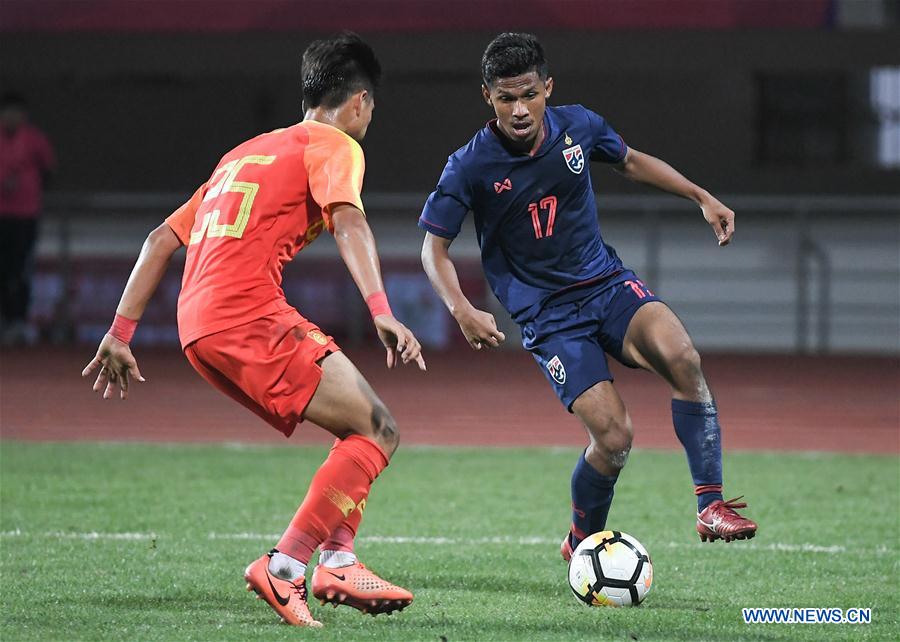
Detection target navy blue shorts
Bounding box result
[521,270,661,411]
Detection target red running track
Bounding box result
[1,348,897,453]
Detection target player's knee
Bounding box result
[369,402,400,456]
[681,345,702,373]
[590,415,633,472]
[606,422,633,471]
[665,343,703,385]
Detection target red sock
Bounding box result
[320,523,358,553]
[276,435,388,564]
[320,440,363,553]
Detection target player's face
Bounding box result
[483,72,553,148]
[346,91,375,141]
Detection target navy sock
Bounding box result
[672,399,724,512]
[569,450,619,549]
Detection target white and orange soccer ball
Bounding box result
[567,530,653,607]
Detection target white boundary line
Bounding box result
[0,529,892,556]
[0,528,156,541]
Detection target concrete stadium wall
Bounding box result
[34,193,899,354]
[2,29,899,195]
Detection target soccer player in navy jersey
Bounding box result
[419,33,757,557]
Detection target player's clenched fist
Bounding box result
[374,315,426,371]
[454,306,506,350]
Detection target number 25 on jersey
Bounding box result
[190,155,277,245]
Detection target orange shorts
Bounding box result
[183,310,340,437]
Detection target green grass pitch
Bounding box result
[1,442,897,641]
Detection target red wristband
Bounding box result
[365,291,392,319]
[108,313,138,344]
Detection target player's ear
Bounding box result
[351,90,367,116]
[481,84,492,106]
[544,77,554,99]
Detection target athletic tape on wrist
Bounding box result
[108,313,138,344]
[365,291,393,320]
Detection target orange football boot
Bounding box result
[244,552,322,627]
[311,561,413,615]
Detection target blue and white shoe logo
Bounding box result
[562,144,584,174]
[547,355,566,384]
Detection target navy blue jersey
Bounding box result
[419,104,628,323]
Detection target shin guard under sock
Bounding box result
[672,399,724,511]
[276,435,388,564]
[569,450,619,548]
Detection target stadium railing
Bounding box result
[38,192,900,353]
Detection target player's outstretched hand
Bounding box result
[81,333,145,400]
[454,305,506,351]
[374,315,427,371]
[701,196,735,246]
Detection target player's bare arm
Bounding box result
[421,231,505,350]
[331,203,426,370]
[616,148,735,246]
[417,33,756,562]
[81,222,183,399]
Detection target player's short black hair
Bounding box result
[481,32,549,87]
[301,32,381,110]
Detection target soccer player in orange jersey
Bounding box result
[82,34,422,627]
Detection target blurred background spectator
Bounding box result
[0,0,896,353]
[0,91,56,346]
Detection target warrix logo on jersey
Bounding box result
[563,144,585,174]
[547,355,567,384]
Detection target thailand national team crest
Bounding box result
[547,355,566,385]
[562,144,584,174]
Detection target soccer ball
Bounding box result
[567,530,653,607]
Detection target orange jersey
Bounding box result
[165,121,365,347]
